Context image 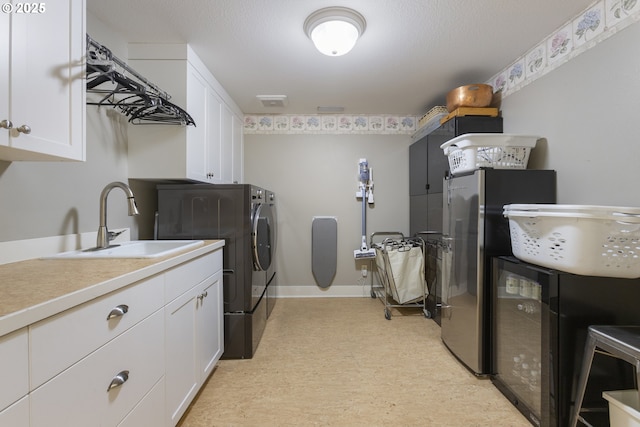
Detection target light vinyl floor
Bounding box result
[178,297,530,427]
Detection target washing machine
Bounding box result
[156,183,276,359]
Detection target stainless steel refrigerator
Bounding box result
[441,169,556,375]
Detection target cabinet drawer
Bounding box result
[165,249,222,302]
[0,328,28,411]
[0,392,28,427]
[118,376,165,427]
[30,274,164,389]
[30,309,164,427]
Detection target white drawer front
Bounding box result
[0,395,29,427]
[0,328,28,411]
[165,249,222,302]
[118,376,165,427]
[30,274,164,388]
[30,309,164,427]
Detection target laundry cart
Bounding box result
[369,232,429,320]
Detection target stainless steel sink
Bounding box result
[46,240,204,259]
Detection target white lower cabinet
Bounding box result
[165,269,223,426]
[0,395,29,427]
[30,309,165,427]
[0,246,224,427]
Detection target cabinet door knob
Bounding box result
[0,120,12,130]
[16,124,31,134]
[106,304,129,320]
[107,370,129,392]
[197,291,208,302]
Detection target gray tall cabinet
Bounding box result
[409,116,503,324]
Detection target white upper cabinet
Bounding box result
[0,0,85,161]
[127,44,243,184]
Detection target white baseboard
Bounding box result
[273,284,370,298]
[0,229,131,265]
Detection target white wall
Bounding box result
[244,133,410,295]
[502,22,640,206]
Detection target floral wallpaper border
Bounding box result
[243,114,418,135]
[245,0,640,136]
[488,0,640,98]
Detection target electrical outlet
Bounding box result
[361,265,367,277]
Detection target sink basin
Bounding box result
[47,240,205,259]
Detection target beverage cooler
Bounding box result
[492,256,640,427]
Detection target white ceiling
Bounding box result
[87,0,589,116]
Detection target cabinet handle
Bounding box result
[0,120,12,130]
[107,370,129,392]
[106,304,129,320]
[197,291,208,302]
[16,124,31,134]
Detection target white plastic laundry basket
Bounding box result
[440,133,539,175]
[504,208,640,278]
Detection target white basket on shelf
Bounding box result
[440,133,539,175]
[503,204,640,278]
[505,204,640,217]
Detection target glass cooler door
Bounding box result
[493,259,544,422]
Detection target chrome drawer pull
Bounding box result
[107,370,129,392]
[0,120,12,129]
[197,291,208,302]
[106,304,129,320]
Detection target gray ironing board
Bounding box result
[312,216,337,288]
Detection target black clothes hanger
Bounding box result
[86,34,195,126]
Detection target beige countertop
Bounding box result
[0,240,224,337]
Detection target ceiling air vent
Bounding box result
[257,95,288,107]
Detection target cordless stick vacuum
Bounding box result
[354,158,376,259]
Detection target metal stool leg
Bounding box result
[571,332,598,427]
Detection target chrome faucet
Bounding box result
[96,181,139,249]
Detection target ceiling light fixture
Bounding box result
[304,7,366,57]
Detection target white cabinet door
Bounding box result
[205,84,222,183]
[232,113,244,184]
[185,64,209,183]
[165,268,223,426]
[220,104,233,183]
[1,0,85,161]
[0,9,9,148]
[197,270,223,379]
[165,285,199,426]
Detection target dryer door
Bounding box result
[252,202,275,272]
